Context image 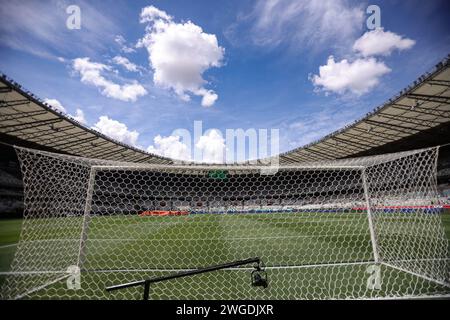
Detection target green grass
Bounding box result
[0,219,22,273]
[1,212,449,299]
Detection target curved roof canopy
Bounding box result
[1,55,449,165]
[0,77,173,164]
[277,56,450,164]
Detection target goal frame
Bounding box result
[3,145,450,300]
[75,163,450,292]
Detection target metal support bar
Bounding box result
[106,257,262,300]
[334,134,375,150]
[406,93,450,104]
[361,169,380,263]
[311,141,356,157]
[321,139,358,155]
[0,99,30,108]
[54,136,98,150]
[77,168,97,269]
[65,140,104,154]
[353,125,400,141]
[20,125,74,141]
[39,131,90,147]
[377,112,440,128]
[427,80,450,87]
[93,163,364,173]
[2,118,63,134]
[0,87,12,93]
[143,281,151,300]
[390,103,450,118]
[0,110,48,121]
[365,119,420,135]
[81,141,110,156]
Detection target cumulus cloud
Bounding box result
[72,57,147,102]
[138,5,224,107]
[195,130,226,163]
[73,108,86,124]
[147,135,191,161]
[93,116,139,146]
[140,6,172,22]
[44,98,67,113]
[147,130,226,163]
[353,28,415,57]
[112,55,140,73]
[310,56,391,95]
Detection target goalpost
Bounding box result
[1,146,449,299]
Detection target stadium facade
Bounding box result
[0,55,449,216]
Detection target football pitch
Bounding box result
[1,211,449,299]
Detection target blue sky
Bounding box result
[0,0,449,162]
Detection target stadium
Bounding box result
[0,1,449,301]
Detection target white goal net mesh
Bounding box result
[1,146,449,299]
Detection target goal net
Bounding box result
[1,146,449,299]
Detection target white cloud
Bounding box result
[73,108,86,124]
[147,135,191,161]
[112,55,140,73]
[146,130,226,163]
[72,57,147,102]
[138,5,224,107]
[140,6,172,23]
[44,98,67,113]
[229,0,364,51]
[195,130,226,163]
[310,56,391,95]
[353,28,415,57]
[196,88,218,107]
[114,35,136,53]
[93,116,139,146]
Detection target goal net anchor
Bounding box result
[105,257,267,300]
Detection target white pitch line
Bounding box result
[0,270,65,275]
[382,262,450,288]
[0,243,18,249]
[1,261,376,276]
[4,258,448,276]
[8,231,369,246]
[14,274,70,300]
[78,261,377,273]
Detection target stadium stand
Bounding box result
[0,55,449,216]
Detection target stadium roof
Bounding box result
[1,55,449,165]
[0,78,174,165]
[277,55,450,164]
